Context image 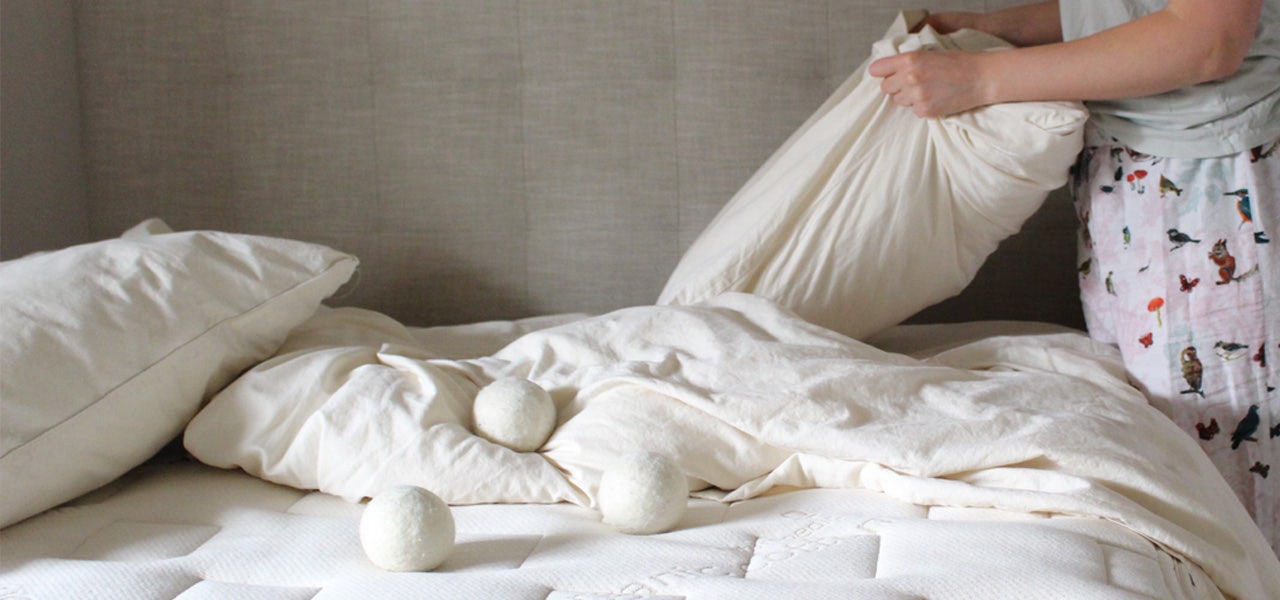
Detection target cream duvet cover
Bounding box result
[185,293,1280,599]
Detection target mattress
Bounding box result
[4,294,1278,599]
[0,458,1219,600]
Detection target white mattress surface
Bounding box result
[0,460,1220,600]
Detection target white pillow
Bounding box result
[0,220,358,527]
[658,12,1089,340]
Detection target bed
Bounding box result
[3,2,1279,599]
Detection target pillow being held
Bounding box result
[659,11,1088,339]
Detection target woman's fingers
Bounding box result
[868,54,921,109]
[866,54,901,78]
[868,50,983,118]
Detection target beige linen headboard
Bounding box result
[71,0,1083,329]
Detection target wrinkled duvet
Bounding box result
[185,293,1280,598]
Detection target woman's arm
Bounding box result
[868,0,1262,118]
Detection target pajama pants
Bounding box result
[1073,124,1280,554]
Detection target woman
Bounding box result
[870,1,1280,552]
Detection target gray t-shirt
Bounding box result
[1060,0,1280,158]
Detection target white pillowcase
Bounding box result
[0,220,358,527]
[658,12,1089,340]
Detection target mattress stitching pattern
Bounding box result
[0,462,1202,599]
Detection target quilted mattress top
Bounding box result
[0,460,1216,600]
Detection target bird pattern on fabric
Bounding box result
[1075,137,1277,469]
[1073,131,1280,553]
[1181,346,1204,397]
[1234,405,1262,450]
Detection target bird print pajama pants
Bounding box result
[1074,124,1280,554]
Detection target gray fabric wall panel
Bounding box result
[675,77,832,252]
[74,0,1084,328]
[75,0,226,85]
[229,82,378,235]
[521,0,675,81]
[226,1,371,85]
[80,79,234,236]
[523,80,677,231]
[367,230,531,325]
[674,0,828,82]
[0,0,89,259]
[527,227,680,315]
[371,1,521,83]
[523,79,679,314]
[375,81,526,234]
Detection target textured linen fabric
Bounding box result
[658,12,1087,340]
[0,220,357,527]
[1060,0,1280,159]
[1075,125,1280,554]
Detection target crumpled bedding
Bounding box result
[185,293,1280,599]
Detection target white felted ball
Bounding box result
[598,452,688,534]
[473,377,556,452]
[360,486,455,571]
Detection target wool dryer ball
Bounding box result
[473,377,556,452]
[598,451,689,534]
[359,485,455,571]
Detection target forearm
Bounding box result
[870,0,1261,118]
[976,1,1261,105]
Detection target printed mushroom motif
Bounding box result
[1148,297,1164,327]
[1127,170,1148,193]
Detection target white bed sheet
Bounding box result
[0,459,1219,600]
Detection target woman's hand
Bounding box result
[867,0,1259,120]
[869,3,1061,118]
[867,50,988,118]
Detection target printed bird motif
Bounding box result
[1078,258,1092,276]
[1179,274,1200,292]
[1249,462,1270,478]
[1214,341,1250,361]
[1272,423,1280,438]
[1078,209,1092,248]
[1256,231,1271,244]
[1167,229,1200,250]
[1125,149,1157,162]
[1105,271,1116,295]
[1224,189,1251,227]
[1254,344,1267,368]
[1122,226,1131,248]
[1180,346,1204,397]
[1251,140,1278,162]
[1231,405,1261,449]
[1196,418,1220,440]
[1159,175,1183,197]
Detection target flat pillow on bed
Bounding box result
[0,219,358,527]
[658,11,1089,340]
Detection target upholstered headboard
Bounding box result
[69,0,1083,329]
